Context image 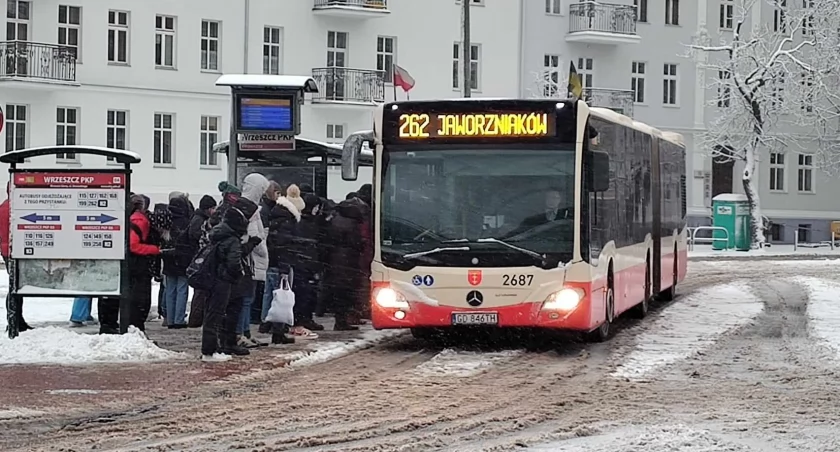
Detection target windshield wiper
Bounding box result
[476,238,545,260]
[403,246,471,260]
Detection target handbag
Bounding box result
[265,275,295,325]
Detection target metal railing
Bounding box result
[793,229,835,251]
[311,67,385,104]
[569,2,638,35]
[687,226,730,251]
[585,88,634,117]
[313,0,388,10]
[0,41,76,82]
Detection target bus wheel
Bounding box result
[660,246,678,301]
[586,274,614,343]
[632,256,651,318]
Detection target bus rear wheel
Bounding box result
[632,257,651,318]
[586,281,614,343]
[660,246,678,301]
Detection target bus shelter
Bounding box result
[0,146,140,338]
[214,137,373,200]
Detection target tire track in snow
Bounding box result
[610,281,764,381]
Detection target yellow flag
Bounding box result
[567,61,583,100]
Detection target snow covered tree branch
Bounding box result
[686,0,840,247]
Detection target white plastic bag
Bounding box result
[265,275,295,325]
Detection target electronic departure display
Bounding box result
[238,97,293,131]
[397,112,554,139]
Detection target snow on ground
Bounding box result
[611,282,763,380]
[794,276,840,357]
[690,243,840,258]
[0,408,45,420]
[0,326,183,365]
[287,328,404,368]
[529,424,753,451]
[410,348,522,378]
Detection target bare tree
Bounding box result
[527,70,567,100]
[687,0,840,247]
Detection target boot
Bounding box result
[271,333,295,344]
[300,318,324,331]
[220,344,250,356]
[334,314,359,331]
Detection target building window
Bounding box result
[803,0,814,36]
[769,152,785,191]
[717,70,731,107]
[797,154,813,192]
[663,63,678,105]
[377,36,396,83]
[545,0,561,15]
[262,26,282,75]
[801,72,814,112]
[719,0,733,29]
[769,223,783,242]
[631,61,646,103]
[7,1,30,42]
[107,10,129,64]
[55,107,79,162]
[155,15,176,68]
[577,57,594,89]
[57,5,81,59]
[633,0,648,22]
[771,73,785,107]
[200,20,220,71]
[797,224,811,243]
[5,104,27,152]
[326,124,345,141]
[665,0,679,25]
[106,110,127,163]
[154,113,174,166]
[200,116,219,167]
[543,54,561,97]
[452,42,480,90]
[774,0,786,33]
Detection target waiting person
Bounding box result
[0,181,30,333]
[322,196,367,331]
[187,195,217,328]
[201,197,261,361]
[128,197,169,332]
[69,297,96,327]
[235,173,270,348]
[290,192,326,332]
[162,193,192,328]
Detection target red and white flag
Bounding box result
[393,64,415,92]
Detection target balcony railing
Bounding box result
[569,2,637,35]
[311,67,385,104]
[313,0,388,11]
[0,41,77,82]
[585,88,635,117]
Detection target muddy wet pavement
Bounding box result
[3,258,840,451]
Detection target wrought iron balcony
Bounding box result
[0,41,77,83]
[585,88,635,117]
[567,2,641,45]
[311,68,385,104]
[313,0,390,18]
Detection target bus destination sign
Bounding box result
[398,112,554,139]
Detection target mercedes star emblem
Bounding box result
[466,290,483,307]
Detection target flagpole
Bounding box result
[392,65,397,101]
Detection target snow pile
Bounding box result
[612,282,763,380]
[0,326,183,365]
[795,277,840,356]
[0,408,45,420]
[411,349,521,377]
[288,329,403,368]
[530,424,752,451]
[690,243,840,258]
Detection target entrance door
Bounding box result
[326,31,348,101]
[6,0,30,76]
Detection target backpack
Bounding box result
[186,242,219,291]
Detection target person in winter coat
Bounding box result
[128,196,168,332]
[252,181,282,325]
[201,197,261,361]
[186,195,217,328]
[234,173,270,348]
[291,192,326,332]
[199,181,241,250]
[259,184,305,339]
[162,193,192,328]
[322,197,367,330]
[354,190,374,323]
[0,181,32,334]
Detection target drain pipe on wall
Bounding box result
[243,0,250,73]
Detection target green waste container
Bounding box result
[711,194,751,251]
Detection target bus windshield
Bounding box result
[380,145,576,268]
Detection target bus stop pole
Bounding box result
[227,95,239,184]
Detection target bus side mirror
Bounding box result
[590,150,610,192]
[341,130,374,181]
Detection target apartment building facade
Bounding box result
[1,0,838,241]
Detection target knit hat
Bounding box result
[198,194,217,211]
[218,181,241,195]
[302,193,321,215]
[299,183,314,194]
[168,191,186,201]
[285,184,306,212]
[141,195,151,210]
[130,194,145,213]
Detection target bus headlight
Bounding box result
[375,287,410,309]
[542,288,584,311]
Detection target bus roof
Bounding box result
[589,106,684,148]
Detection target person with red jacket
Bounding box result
[127,195,165,332]
[0,181,30,332]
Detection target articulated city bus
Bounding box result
[341,99,687,341]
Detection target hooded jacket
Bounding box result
[292,194,323,274]
[163,196,192,276]
[266,196,301,271]
[210,205,251,283]
[240,173,270,281]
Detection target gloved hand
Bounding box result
[247,236,262,247]
[159,248,176,256]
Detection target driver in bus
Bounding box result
[506,188,572,239]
